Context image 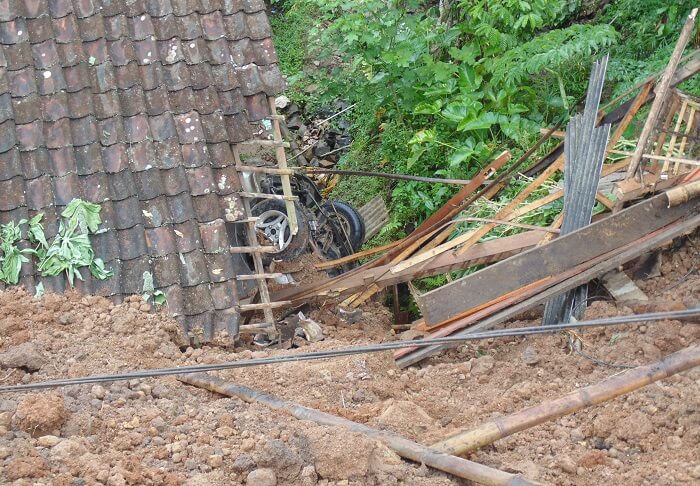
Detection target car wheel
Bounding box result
[250,199,310,263]
[320,200,366,251]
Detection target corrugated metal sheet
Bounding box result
[543,55,612,326]
[358,195,389,242]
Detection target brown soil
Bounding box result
[0,235,698,485]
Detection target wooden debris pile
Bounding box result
[272,9,700,367]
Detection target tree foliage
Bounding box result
[272,0,697,239]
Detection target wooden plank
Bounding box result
[236,165,296,175]
[236,273,286,281]
[627,8,698,178]
[238,301,292,312]
[271,231,547,303]
[397,211,700,367]
[607,81,654,150]
[229,246,280,254]
[418,192,700,326]
[238,192,299,201]
[454,157,564,257]
[238,139,290,148]
[314,240,400,270]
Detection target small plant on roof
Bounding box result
[0,199,113,287]
[0,220,35,285]
[38,199,113,286]
[142,270,167,307]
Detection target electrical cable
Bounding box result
[0,309,697,393]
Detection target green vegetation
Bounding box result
[270,0,699,245]
[142,271,167,307]
[0,199,113,287]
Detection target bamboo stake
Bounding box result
[674,106,696,174]
[666,179,700,206]
[626,8,698,179]
[661,99,688,173]
[431,345,700,456]
[454,157,564,256]
[179,373,538,486]
[611,150,700,167]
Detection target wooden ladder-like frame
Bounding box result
[229,97,297,338]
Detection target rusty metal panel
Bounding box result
[358,195,388,242]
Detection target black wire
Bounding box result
[0,309,697,393]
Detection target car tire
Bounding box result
[321,200,366,251]
[250,199,310,263]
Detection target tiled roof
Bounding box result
[0,0,286,335]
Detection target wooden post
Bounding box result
[431,345,700,456]
[626,8,698,179]
[179,373,539,486]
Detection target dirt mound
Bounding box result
[0,234,698,485]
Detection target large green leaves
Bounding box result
[0,199,113,287]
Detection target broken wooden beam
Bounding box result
[600,270,648,302]
[396,199,700,367]
[418,191,700,327]
[430,345,700,456]
[272,231,548,304]
[179,373,539,486]
[626,8,698,178]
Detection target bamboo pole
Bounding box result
[431,345,700,456]
[666,179,700,207]
[454,157,564,257]
[626,8,698,179]
[179,373,538,486]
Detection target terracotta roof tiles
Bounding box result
[0,0,284,331]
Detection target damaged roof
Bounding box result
[0,0,286,333]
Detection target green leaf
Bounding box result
[408,128,436,145]
[449,142,477,167]
[28,213,48,249]
[34,281,44,299]
[457,112,499,132]
[153,290,167,307]
[449,44,479,64]
[413,100,442,115]
[61,199,103,234]
[406,146,427,169]
[442,102,470,123]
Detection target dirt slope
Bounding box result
[0,235,698,485]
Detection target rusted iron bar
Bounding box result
[302,167,474,185]
[179,373,539,486]
[431,345,700,456]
